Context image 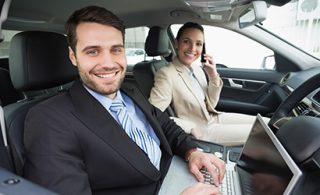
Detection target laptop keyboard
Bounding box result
[220,169,235,195]
[201,167,236,195]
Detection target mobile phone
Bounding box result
[201,43,206,63]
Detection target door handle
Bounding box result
[228,78,243,88]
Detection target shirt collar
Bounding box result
[184,66,193,76]
[83,84,125,110]
[173,56,198,75]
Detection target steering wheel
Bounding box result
[268,72,320,132]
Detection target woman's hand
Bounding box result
[202,54,219,78]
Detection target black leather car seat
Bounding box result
[133,26,171,98]
[0,100,13,171]
[132,26,177,117]
[132,26,175,116]
[3,31,78,175]
[0,66,23,106]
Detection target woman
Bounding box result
[149,22,258,146]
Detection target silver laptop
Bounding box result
[158,114,302,195]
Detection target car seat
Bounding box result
[3,31,78,175]
[133,26,170,98]
[132,26,175,116]
[0,66,23,106]
[0,100,13,171]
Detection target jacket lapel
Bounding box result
[173,58,210,119]
[69,80,161,181]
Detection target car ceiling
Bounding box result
[3,0,290,33]
[4,0,199,33]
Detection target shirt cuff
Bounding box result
[209,74,222,86]
[185,147,204,162]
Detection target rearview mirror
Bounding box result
[238,1,267,29]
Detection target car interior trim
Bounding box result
[0,105,7,147]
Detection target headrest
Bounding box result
[9,31,78,91]
[145,26,170,57]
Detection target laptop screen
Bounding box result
[237,114,302,195]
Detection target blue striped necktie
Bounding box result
[109,99,161,169]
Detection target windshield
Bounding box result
[258,0,320,59]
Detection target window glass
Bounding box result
[0,30,20,58]
[125,27,160,66]
[259,0,320,60]
[125,27,147,66]
[1,28,159,66]
[171,25,274,69]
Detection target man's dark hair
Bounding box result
[65,5,125,52]
[176,22,204,41]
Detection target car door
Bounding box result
[205,26,293,117]
[216,66,286,116]
[170,25,289,117]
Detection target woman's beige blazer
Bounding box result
[149,57,223,133]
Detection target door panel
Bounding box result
[216,68,285,116]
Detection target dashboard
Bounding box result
[279,67,320,118]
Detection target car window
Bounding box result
[258,0,320,60]
[0,30,20,59]
[171,25,274,70]
[0,28,160,67]
[125,27,160,67]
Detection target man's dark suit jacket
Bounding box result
[23,79,197,195]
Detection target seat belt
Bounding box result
[0,104,8,147]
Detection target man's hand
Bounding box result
[187,150,225,187]
[180,182,221,195]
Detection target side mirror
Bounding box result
[261,55,275,69]
[238,1,267,29]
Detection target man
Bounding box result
[23,6,225,195]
